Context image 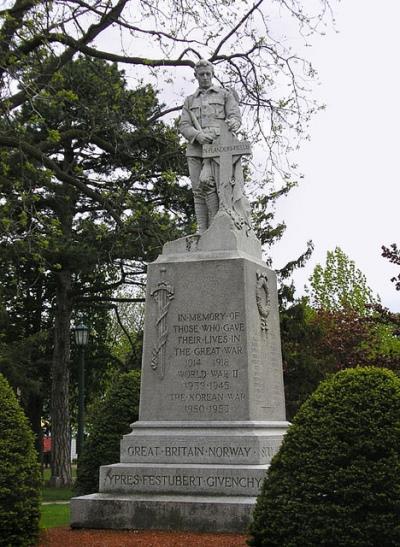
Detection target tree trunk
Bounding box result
[49,143,76,487]
[26,393,43,461]
[50,269,73,486]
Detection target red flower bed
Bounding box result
[40,527,248,546]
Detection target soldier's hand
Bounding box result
[226,118,240,132]
[196,132,213,144]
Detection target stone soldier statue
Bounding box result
[179,59,251,234]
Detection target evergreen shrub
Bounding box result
[249,367,400,546]
[0,373,41,546]
[75,370,141,495]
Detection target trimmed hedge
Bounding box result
[0,373,41,546]
[75,370,141,495]
[249,367,400,546]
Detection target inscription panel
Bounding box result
[140,259,250,421]
[170,309,246,418]
[202,141,251,156]
[120,436,282,465]
[100,465,265,496]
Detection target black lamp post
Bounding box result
[74,323,89,458]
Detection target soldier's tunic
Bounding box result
[180,85,241,158]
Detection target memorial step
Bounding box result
[71,492,257,533]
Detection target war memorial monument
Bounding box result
[71,60,289,533]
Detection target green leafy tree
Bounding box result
[254,186,315,305]
[249,367,400,547]
[0,56,190,486]
[0,257,53,455]
[106,286,145,370]
[382,243,400,291]
[0,373,41,547]
[75,370,141,495]
[280,298,327,419]
[308,246,379,314]
[281,248,400,418]
[283,303,400,418]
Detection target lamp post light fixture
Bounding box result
[74,323,89,458]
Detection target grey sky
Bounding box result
[269,0,400,311]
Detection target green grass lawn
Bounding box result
[42,484,74,502]
[40,465,76,529]
[40,504,70,529]
[41,465,76,502]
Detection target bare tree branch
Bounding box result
[2,0,129,111]
[210,0,264,61]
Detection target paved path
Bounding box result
[42,500,70,505]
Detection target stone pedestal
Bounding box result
[71,213,289,532]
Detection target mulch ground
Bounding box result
[40,527,249,546]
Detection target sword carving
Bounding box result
[150,268,174,379]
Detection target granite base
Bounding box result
[70,493,256,533]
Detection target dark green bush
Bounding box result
[75,370,141,495]
[0,373,41,546]
[249,367,400,547]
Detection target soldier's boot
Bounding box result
[205,190,219,226]
[193,193,208,234]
